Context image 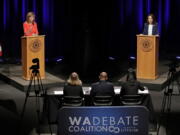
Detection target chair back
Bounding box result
[63,96,83,106]
[93,96,113,106]
[121,95,142,105]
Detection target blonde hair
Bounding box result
[26,12,35,23]
[67,72,82,86]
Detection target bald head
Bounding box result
[99,72,108,81]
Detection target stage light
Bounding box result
[55,56,64,63]
[129,56,136,68]
[56,58,63,62]
[129,56,136,60]
[108,56,115,60]
[176,56,180,60]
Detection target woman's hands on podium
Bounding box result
[32,34,38,36]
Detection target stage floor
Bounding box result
[118,61,179,91]
[0,61,178,92]
[0,64,65,91]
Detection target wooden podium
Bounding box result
[21,35,45,80]
[136,35,159,79]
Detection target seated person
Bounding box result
[63,72,83,97]
[121,69,156,128]
[90,72,115,97]
[121,69,145,96]
[48,73,83,122]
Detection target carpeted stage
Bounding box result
[0,61,175,92]
[0,64,65,91]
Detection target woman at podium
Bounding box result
[23,12,39,36]
[142,14,159,35]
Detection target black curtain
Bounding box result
[0,0,179,76]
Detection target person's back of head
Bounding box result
[67,72,82,86]
[126,69,137,82]
[121,69,141,95]
[90,72,114,97]
[99,72,108,81]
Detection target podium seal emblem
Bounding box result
[140,39,153,52]
[30,39,41,52]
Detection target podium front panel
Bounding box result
[21,35,45,80]
[137,35,159,79]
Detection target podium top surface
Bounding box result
[136,34,159,37]
[21,35,45,38]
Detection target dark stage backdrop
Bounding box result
[0,0,179,76]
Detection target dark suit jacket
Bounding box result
[63,84,83,97]
[90,80,115,97]
[120,81,144,96]
[143,23,159,35]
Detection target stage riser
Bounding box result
[0,65,65,91]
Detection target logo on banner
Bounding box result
[58,107,149,135]
[30,39,41,53]
[68,115,139,133]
